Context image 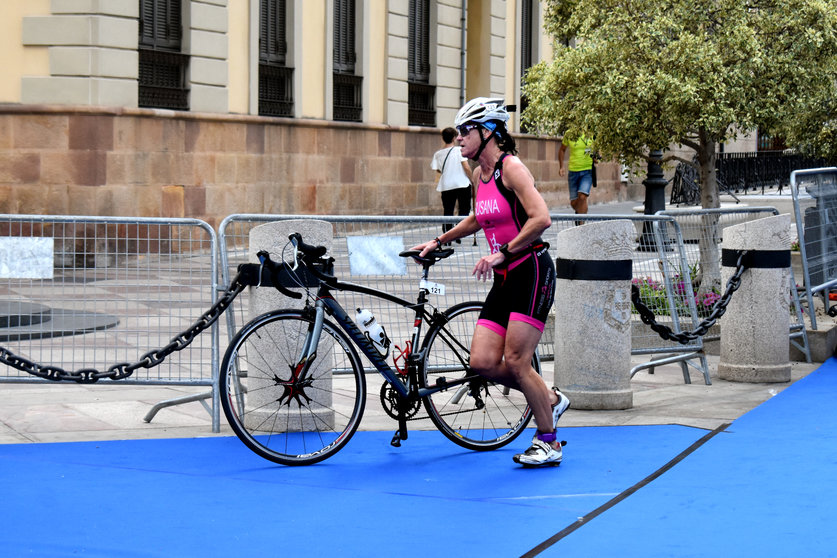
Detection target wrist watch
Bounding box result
[499,243,513,259]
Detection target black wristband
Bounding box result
[434,237,442,249]
[499,243,513,259]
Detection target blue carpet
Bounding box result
[0,423,705,557]
[4,358,834,557]
[542,357,837,558]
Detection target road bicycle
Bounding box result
[220,233,540,465]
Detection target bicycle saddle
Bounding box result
[399,248,455,266]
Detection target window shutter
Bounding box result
[140,0,155,46]
[260,0,287,65]
[408,0,430,83]
[139,0,182,50]
[333,0,356,74]
[521,0,533,74]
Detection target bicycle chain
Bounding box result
[631,251,748,344]
[0,274,247,383]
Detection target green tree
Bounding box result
[523,0,837,292]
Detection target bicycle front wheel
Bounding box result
[220,309,366,465]
[420,301,537,451]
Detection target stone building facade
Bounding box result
[0,1,627,226]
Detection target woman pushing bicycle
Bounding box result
[412,98,570,467]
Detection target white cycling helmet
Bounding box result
[454,97,510,127]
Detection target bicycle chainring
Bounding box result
[380,381,421,420]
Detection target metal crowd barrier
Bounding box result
[0,215,222,429]
[0,209,816,433]
[219,214,710,383]
[791,168,837,330]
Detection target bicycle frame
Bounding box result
[294,262,476,402]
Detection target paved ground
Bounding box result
[0,354,820,445]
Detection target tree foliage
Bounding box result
[524,0,837,175]
[524,0,837,293]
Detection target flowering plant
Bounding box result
[632,264,720,318]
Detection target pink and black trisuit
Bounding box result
[473,154,556,337]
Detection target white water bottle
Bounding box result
[356,308,390,357]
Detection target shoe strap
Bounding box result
[537,431,557,443]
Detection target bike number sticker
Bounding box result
[420,279,445,296]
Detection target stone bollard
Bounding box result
[718,214,791,383]
[246,220,334,429]
[553,220,635,409]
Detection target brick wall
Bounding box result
[0,105,627,228]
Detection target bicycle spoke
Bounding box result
[421,302,535,451]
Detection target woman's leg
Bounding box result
[469,321,557,438]
[573,170,593,214]
[441,190,457,234]
[455,186,471,216]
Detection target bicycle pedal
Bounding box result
[390,430,406,447]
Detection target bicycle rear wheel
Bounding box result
[220,309,366,465]
[420,301,537,451]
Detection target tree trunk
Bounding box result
[697,130,721,296]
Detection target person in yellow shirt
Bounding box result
[558,136,594,214]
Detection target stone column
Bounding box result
[246,220,334,429]
[248,220,333,316]
[718,214,792,383]
[554,220,636,409]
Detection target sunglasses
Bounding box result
[456,123,480,137]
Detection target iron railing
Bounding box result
[408,82,435,127]
[138,49,189,111]
[333,73,362,122]
[259,64,294,118]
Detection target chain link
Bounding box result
[632,251,748,345]
[0,275,247,383]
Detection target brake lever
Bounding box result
[288,236,300,271]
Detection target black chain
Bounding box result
[632,251,748,345]
[0,274,247,383]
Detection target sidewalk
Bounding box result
[0,354,820,445]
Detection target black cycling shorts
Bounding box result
[477,246,555,337]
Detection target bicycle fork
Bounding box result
[286,302,326,391]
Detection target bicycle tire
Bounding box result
[220,309,366,465]
[420,301,537,451]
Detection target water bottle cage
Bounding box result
[392,341,412,375]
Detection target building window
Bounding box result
[333,0,362,122]
[519,0,534,133]
[408,0,435,127]
[520,0,533,75]
[259,0,294,117]
[138,0,189,110]
[757,131,787,152]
